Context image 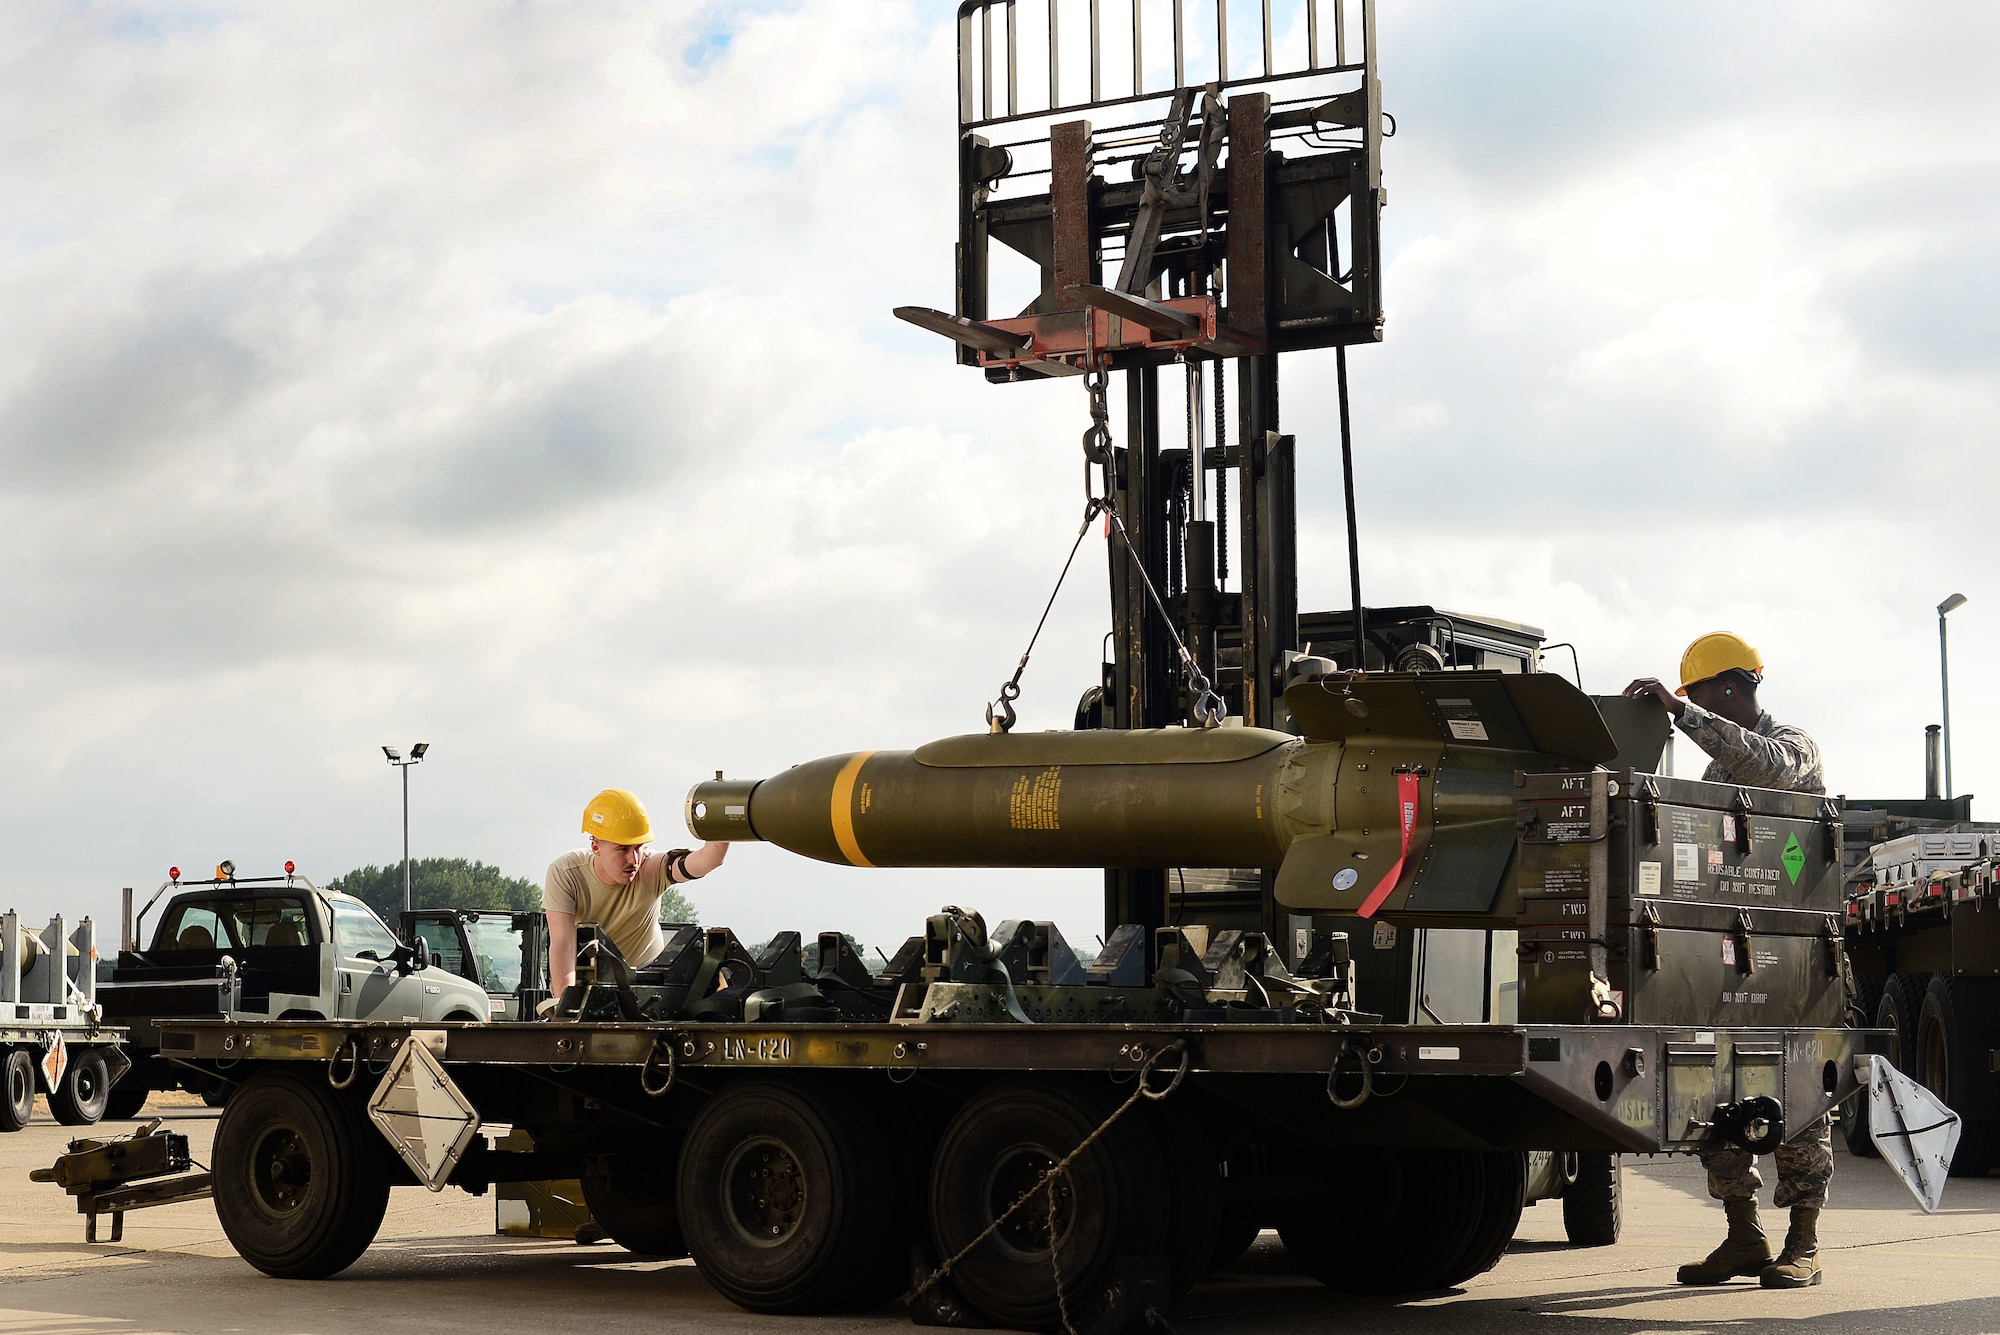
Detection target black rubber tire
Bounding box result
[1438,1151,1527,1286]
[1878,971,1931,1075]
[48,1049,111,1126]
[1918,975,2000,1178]
[581,1140,688,1258]
[1562,1152,1621,1247]
[930,1080,1171,1329]
[101,1077,151,1122]
[1206,1210,1262,1274]
[211,1069,391,1278]
[677,1079,899,1314]
[0,1048,33,1132]
[1842,975,1885,1157]
[202,1085,232,1108]
[1140,1099,1221,1297]
[1276,1148,1485,1294]
[1850,973,1886,1032]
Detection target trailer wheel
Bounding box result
[1141,1100,1221,1296]
[581,1141,688,1258]
[1918,976,1999,1177]
[1277,1148,1485,1293]
[0,1048,32,1132]
[48,1049,111,1126]
[677,1079,898,1314]
[1430,1151,1527,1287]
[212,1069,390,1278]
[1842,974,1886,1158]
[102,1079,150,1122]
[1207,1142,1268,1274]
[1877,971,1930,1074]
[1562,1152,1622,1247]
[929,1080,1171,1329]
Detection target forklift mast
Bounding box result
[898,0,1386,951]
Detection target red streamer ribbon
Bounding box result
[1356,770,1422,919]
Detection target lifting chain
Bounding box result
[988,366,1224,732]
[902,1041,1191,1329]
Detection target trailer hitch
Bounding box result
[1710,1095,1786,1155]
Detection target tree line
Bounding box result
[328,856,697,924]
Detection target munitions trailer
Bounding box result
[158,764,1874,1326]
[2,911,130,1130]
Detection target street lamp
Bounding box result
[382,743,430,913]
[1939,595,1967,800]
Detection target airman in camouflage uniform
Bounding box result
[1627,631,1831,1290]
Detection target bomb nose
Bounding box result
[686,779,761,841]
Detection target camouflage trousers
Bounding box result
[1698,1115,1833,1209]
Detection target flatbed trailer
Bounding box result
[3,911,130,1131]
[158,1010,1876,1325]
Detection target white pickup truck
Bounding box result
[98,865,491,1117]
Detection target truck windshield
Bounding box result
[154,897,312,951]
[465,917,525,994]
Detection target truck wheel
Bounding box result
[212,1070,390,1278]
[1562,1152,1621,1246]
[1438,1150,1527,1286]
[1277,1148,1485,1293]
[102,1079,151,1121]
[929,1080,1170,1328]
[582,1142,688,1258]
[0,1049,32,1132]
[677,1079,898,1313]
[1141,1099,1221,1296]
[1918,976,2000,1178]
[1878,972,1930,1074]
[48,1049,111,1126]
[1206,1142,1268,1274]
[1841,975,1885,1157]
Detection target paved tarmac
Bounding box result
[4,1100,2000,1335]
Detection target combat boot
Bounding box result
[1676,1197,1772,1284]
[1759,1206,1822,1288]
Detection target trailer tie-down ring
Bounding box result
[639,1036,678,1097]
[1137,1039,1192,1101]
[327,1038,361,1090]
[1326,1037,1373,1110]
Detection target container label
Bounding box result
[1674,843,1700,883]
[1447,719,1489,741]
[1638,861,1661,896]
[1783,832,1806,883]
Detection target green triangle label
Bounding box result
[1782,831,1806,884]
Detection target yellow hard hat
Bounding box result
[1677,632,1765,696]
[582,788,653,845]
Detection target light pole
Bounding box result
[382,743,430,912]
[1939,594,1967,800]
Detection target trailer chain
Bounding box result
[903,1040,1191,1325]
[639,1034,678,1097]
[327,1037,360,1090]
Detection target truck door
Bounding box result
[330,899,423,1020]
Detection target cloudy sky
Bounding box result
[3,1,1996,957]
